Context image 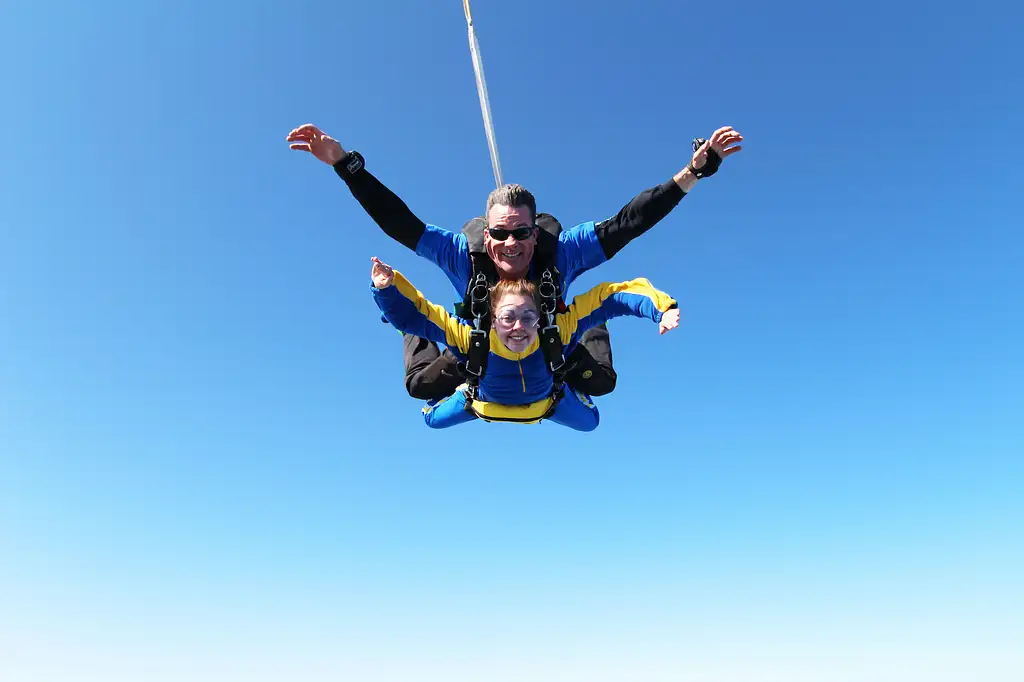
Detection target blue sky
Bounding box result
[2,0,1022,680]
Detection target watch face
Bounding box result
[345,153,363,173]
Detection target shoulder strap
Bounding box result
[533,215,570,390]
[459,217,496,317]
[537,268,571,397]
[530,212,565,310]
[462,215,488,254]
[461,269,491,399]
[535,212,562,237]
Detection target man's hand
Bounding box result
[692,126,743,171]
[370,257,395,289]
[287,124,346,166]
[674,126,744,191]
[659,308,680,335]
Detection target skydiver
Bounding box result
[369,257,679,430]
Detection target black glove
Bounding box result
[688,137,722,179]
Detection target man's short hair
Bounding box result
[485,184,537,223]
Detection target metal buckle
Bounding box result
[470,273,490,320]
[539,270,558,315]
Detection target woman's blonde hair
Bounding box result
[489,279,541,313]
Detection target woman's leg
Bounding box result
[421,388,479,429]
[546,388,600,432]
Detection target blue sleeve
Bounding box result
[576,293,664,332]
[558,279,677,346]
[371,283,448,345]
[415,224,473,294]
[555,221,608,290]
[370,275,470,353]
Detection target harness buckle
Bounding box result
[538,269,559,315]
[469,272,490,321]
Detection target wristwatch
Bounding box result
[688,137,721,179]
[340,150,364,175]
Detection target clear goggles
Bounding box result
[493,307,541,330]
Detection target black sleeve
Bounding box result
[594,179,686,259]
[333,155,426,252]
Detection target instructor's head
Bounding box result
[485,184,538,280]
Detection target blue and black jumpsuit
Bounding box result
[372,272,678,431]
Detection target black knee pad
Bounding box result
[579,367,617,397]
[563,353,617,397]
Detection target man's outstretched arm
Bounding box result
[288,124,471,289]
[593,126,744,259]
[287,123,425,251]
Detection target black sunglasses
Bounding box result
[487,226,535,241]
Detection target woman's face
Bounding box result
[492,293,540,353]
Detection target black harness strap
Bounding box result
[537,268,572,405]
[462,270,491,403]
[458,212,575,420]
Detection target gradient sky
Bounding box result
[2,1,1022,680]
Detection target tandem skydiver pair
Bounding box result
[286,123,744,430]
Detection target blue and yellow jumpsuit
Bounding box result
[371,272,678,431]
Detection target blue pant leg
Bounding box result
[422,389,479,429]
[547,388,600,432]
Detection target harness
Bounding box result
[461,267,491,400]
[456,213,574,422]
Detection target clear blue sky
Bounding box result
[2,0,1022,680]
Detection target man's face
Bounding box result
[484,204,537,279]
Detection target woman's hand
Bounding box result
[659,308,680,335]
[371,256,395,288]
